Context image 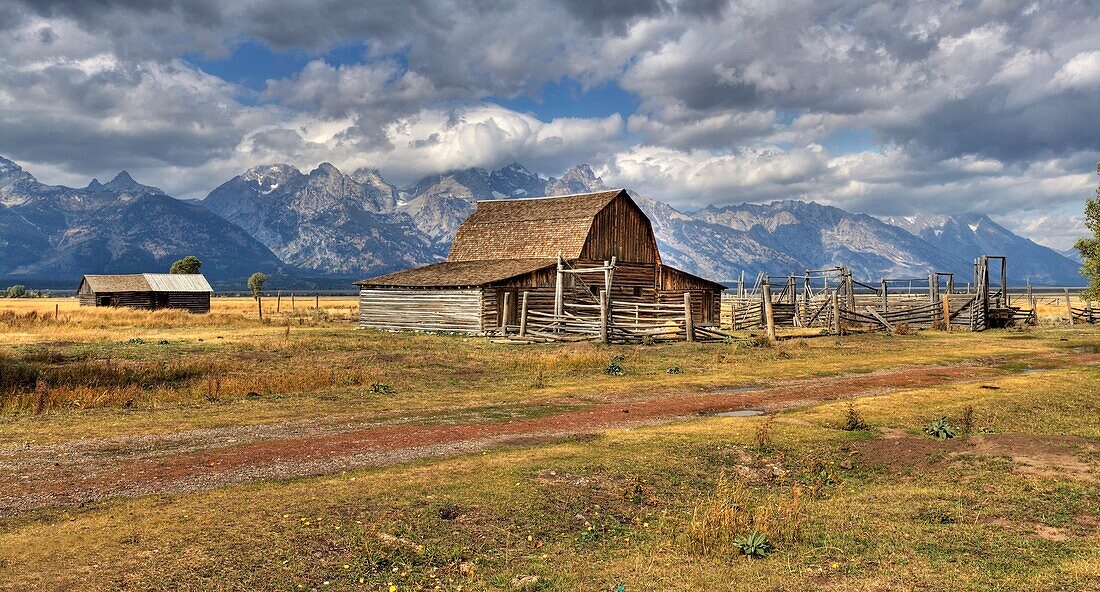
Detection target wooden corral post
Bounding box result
[683,292,695,342]
[500,291,512,334]
[762,281,776,344]
[1065,288,1074,324]
[1000,260,1008,308]
[54,303,59,321]
[830,290,841,335]
[1027,280,1035,311]
[881,279,888,313]
[519,291,529,337]
[276,291,281,312]
[941,294,951,331]
[291,293,296,310]
[600,290,609,344]
[1088,301,1094,324]
[315,294,320,309]
[928,272,936,303]
[554,252,564,323]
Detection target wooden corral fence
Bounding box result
[498,255,1056,344]
[722,256,1040,336]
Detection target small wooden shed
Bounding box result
[355,189,724,334]
[77,273,213,313]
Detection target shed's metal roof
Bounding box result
[143,274,213,292]
[81,273,212,293]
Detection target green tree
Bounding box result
[247,272,268,319]
[5,285,27,298]
[169,256,202,274]
[1076,161,1100,301]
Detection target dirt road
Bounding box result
[1,355,1091,515]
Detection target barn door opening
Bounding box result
[701,291,714,325]
[98,296,111,307]
[154,293,170,309]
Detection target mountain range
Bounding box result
[0,154,1084,288]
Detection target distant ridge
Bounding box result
[0,154,1085,285]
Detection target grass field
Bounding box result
[0,297,1098,591]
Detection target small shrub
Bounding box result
[666,365,682,375]
[753,416,773,451]
[960,405,974,437]
[893,323,914,335]
[842,401,868,431]
[532,367,546,389]
[369,382,396,396]
[733,531,772,559]
[604,354,625,376]
[923,416,956,440]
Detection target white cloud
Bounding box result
[1051,51,1100,89]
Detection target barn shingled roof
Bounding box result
[355,258,554,288]
[81,273,212,293]
[446,189,625,262]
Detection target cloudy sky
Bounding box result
[1,0,1098,249]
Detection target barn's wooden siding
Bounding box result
[165,292,211,313]
[78,290,210,313]
[359,288,482,333]
[579,194,659,264]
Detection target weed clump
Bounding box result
[666,365,682,375]
[369,382,396,396]
[685,474,801,558]
[923,416,956,440]
[733,531,772,559]
[603,355,626,376]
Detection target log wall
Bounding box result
[78,291,210,313]
[359,288,483,333]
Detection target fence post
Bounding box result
[831,290,840,334]
[554,253,564,323]
[683,292,694,342]
[291,293,295,310]
[500,291,512,334]
[519,291,529,337]
[54,303,59,321]
[1089,301,1094,324]
[881,279,888,313]
[762,281,776,344]
[600,290,609,344]
[315,294,319,309]
[1065,288,1074,324]
[276,291,281,313]
[938,294,950,331]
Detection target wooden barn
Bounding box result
[77,273,213,313]
[355,189,724,336]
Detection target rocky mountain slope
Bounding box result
[881,213,1083,285]
[0,157,284,283]
[203,163,430,275]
